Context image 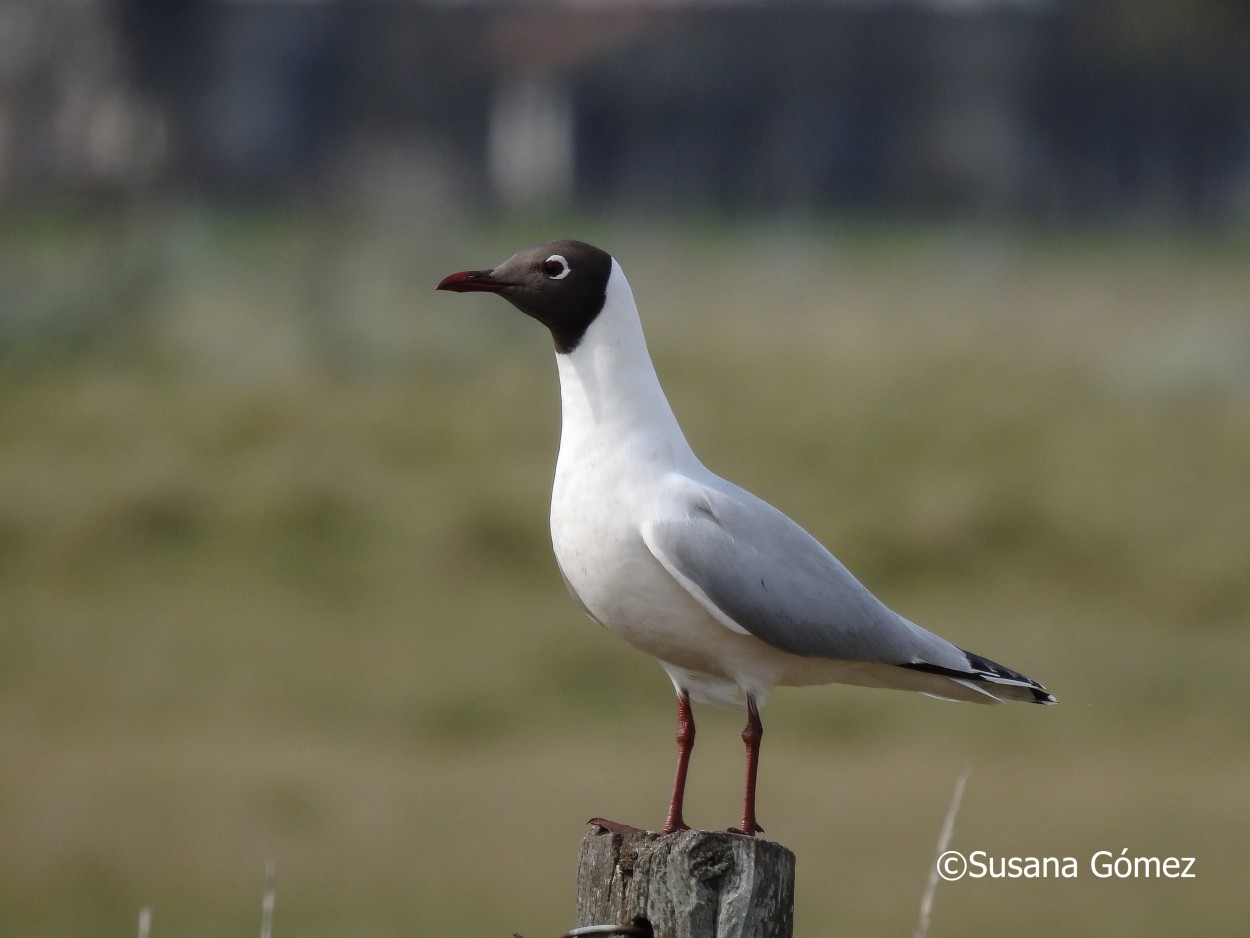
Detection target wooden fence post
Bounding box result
[574,829,795,938]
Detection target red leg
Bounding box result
[729,696,764,835]
[661,690,695,834]
[589,691,696,837]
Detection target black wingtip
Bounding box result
[902,651,1055,705]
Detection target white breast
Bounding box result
[545,261,796,705]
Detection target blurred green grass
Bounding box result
[2,210,1249,936]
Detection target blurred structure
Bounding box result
[1,0,1248,226]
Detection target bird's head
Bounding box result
[437,239,614,353]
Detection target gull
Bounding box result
[437,240,1054,835]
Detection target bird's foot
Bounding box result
[660,820,691,836]
[728,821,764,836]
[588,817,646,836]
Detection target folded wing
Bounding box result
[642,475,1054,704]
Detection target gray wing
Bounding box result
[642,477,967,669]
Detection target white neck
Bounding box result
[553,260,699,472]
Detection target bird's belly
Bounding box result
[550,506,736,676]
[550,505,806,706]
[555,524,696,654]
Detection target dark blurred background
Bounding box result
[5,0,1249,225]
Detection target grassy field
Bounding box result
[2,210,1248,936]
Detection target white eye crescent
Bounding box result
[543,254,571,280]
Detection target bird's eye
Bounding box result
[543,254,570,280]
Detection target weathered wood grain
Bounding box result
[575,829,795,938]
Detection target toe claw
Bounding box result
[588,817,646,835]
